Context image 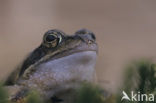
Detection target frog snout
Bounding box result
[75,29,96,44]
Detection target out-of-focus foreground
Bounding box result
[0,59,156,103]
[1,0,156,91]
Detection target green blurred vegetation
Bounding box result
[0,83,9,103]
[116,59,156,103]
[0,83,109,103]
[0,85,42,103]
[75,82,109,103]
[26,90,43,103]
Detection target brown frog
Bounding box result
[4,29,98,103]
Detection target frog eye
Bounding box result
[46,34,57,43]
[43,33,62,48]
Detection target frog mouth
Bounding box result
[45,42,98,63]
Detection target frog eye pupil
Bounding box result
[46,35,56,42]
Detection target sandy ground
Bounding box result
[0,0,156,92]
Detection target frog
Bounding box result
[4,29,98,103]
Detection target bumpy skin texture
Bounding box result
[4,29,98,102]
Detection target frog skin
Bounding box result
[4,29,98,102]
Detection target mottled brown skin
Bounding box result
[4,29,98,103]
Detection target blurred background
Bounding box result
[0,0,156,92]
